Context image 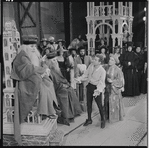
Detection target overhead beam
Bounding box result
[20,2,36,27]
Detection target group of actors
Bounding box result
[10,35,147,145]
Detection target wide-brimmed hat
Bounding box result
[68,47,77,53]
[46,50,57,59]
[134,42,143,48]
[78,46,86,52]
[48,36,55,43]
[125,41,134,47]
[56,39,66,44]
[22,35,38,44]
[41,38,47,42]
[113,45,122,49]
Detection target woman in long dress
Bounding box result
[119,42,140,97]
[105,54,125,123]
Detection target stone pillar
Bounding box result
[113,2,115,15]
[87,2,89,16]
[86,34,96,55]
[129,2,132,16]
[111,35,116,53]
[113,19,115,34]
[118,2,122,15]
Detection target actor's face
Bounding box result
[93,56,100,66]
[90,50,95,56]
[136,47,141,53]
[59,50,64,56]
[101,40,104,45]
[58,42,62,46]
[43,41,47,46]
[51,57,59,67]
[128,46,132,52]
[72,50,76,55]
[80,49,85,56]
[115,48,120,54]
[27,44,37,53]
[45,49,50,54]
[101,48,105,54]
[109,57,115,66]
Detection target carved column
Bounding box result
[87,2,89,16]
[113,2,115,15]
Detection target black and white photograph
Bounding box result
[2,1,148,146]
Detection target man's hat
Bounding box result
[78,46,86,52]
[56,39,66,44]
[135,42,143,48]
[22,35,38,44]
[48,36,55,43]
[46,50,57,59]
[113,45,122,49]
[68,47,77,52]
[41,38,47,42]
[125,41,134,47]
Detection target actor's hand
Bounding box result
[42,55,47,62]
[107,78,113,83]
[45,68,51,76]
[67,68,70,72]
[144,62,147,73]
[93,90,100,98]
[74,78,81,84]
[128,62,131,66]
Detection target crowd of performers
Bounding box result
[10,35,147,145]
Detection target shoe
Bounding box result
[83,119,92,126]
[101,120,105,129]
[57,117,70,126]
[68,118,75,123]
[48,114,58,119]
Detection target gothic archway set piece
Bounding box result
[86,2,133,54]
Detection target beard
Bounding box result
[51,61,60,72]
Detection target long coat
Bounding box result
[141,51,147,94]
[119,51,140,97]
[11,50,58,122]
[50,69,82,119]
[135,52,145,92]
[11,50,58,145]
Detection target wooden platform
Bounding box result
[3,116,57,136]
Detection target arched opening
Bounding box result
[94,23,113,53]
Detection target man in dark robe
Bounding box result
[45,51,82,126]
[119,42,140,97]
[141,47,147,94]
[134,42,145,93]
